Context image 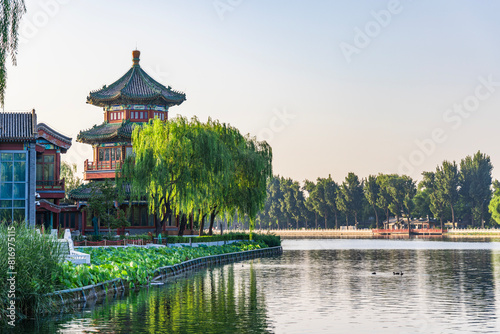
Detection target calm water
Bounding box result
[14,238,500,333]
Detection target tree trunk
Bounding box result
[450,204,455,228]
[334,211,338,229]
[373,205,379,229]
[324,214,327,229]
[178,214,187,236]
[481,204,485,229]
[315,212,318,229]
[386,208,389,229]
[345,213,349,227]
[208,210,217,235]
[199,214,207,236]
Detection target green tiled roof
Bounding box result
[77,120,137,144]
[68,183,94,200]
[87,51,186,108]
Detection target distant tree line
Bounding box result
[244,151,498,230]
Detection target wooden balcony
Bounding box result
[83,159,122,180]
[84,159,122,171]
[36,179,65,199]
[36,179,65,191]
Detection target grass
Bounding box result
[0,222,65,323]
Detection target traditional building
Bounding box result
[78,50,186,181]
[74,50,187,234]
[35,123,77,230]
[0,111,37,226]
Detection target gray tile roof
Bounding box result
[0,111,37,141]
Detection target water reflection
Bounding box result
[14,239,500,333]
[17,263,271,334]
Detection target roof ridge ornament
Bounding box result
[132,50,140,66]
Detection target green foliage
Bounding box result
[0,222,65,323]
[55,242,265,289]
[338,172,363,226]
[60,161,83,203]
[488,194,500,225]
[85,180,129,232]
[0,0,26,106]
[364,175,380,227]
[459,151,493,227]
[121,117,272,235]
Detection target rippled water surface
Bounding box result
[16,239,500,333]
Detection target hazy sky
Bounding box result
[5,0,500,183]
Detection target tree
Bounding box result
[376,174,393,229]
[364,175,380,228]
[460,151,493,228]
[421,171,446,229]
[337,172,363,227]
[323,175,340,229]
[0,0,25,105]
[85,180,129,234]
[313,178,331,228]
[435,160,459,227]
[413,188,432,219]
[267,177,284,229]
[122,117,272,236]
[60,161,82,203]
[303,180,318,228]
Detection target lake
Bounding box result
[15,238,500,333]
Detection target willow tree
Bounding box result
[0,0,25,105]
[121,117,272,236]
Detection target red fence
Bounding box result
[73,239,146,247]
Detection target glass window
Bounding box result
[0,209,11,223]
[1,183,12,198]
[111,148,115,161]
[44,155,54,163]
[43,164,54,181]
[13,209,25,223]
[0,150,28,224]
[1,162,13,182]
[13,183,25,199]
[99,149,104,161]
[116,148,121,160]
[14,162,26,182]
[13,200,24,208]
[105,148,110,161]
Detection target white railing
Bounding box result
[60,229,91,265]
[447,228,500,233]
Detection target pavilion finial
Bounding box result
[132,50,140,66]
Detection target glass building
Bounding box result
[0,111,37,226]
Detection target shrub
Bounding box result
[0,222,65,324]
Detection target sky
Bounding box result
[4,0,500,183]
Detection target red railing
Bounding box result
[84,159,122,171]
[373,229,410,234]
[36,178,65,191]
[74,239,146,247]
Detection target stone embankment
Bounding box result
[46,246,282,309]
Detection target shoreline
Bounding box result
[45,246,283,312]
